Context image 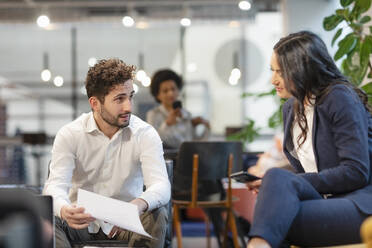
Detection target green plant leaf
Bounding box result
[341,0,354,7]
[370,26,372,34]
[241,88,276,99]
[360,15,372,24]
[336,8,347,17]
[360,35,372,65]
[226,119,261,143]
[332,28,343,46]
[356,0,372,13]
[360,43,370,65]
[323,14,344,30]
[366,35,372,52]
[361,82,372,95]
[361,82,372,105]
[334,34,358,60]
[350,3,362,21]
[357,62,369,86]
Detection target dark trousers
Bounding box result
[249,168,368,248]
[55,206,168,248]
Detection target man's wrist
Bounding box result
[135,198,148,213]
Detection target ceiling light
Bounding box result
[228,75,239,86]
[37,15,50,28]
[41,69,51,82]
[135,70,147,82]
[239,1,252,11]
[122,16,135,27]
[88,57,97,67]
[54,76,64,87]
[142,76,151,87]
[180,18,191,27]
[231,68,241,79]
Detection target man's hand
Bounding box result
[130,198,148,215]
[107,198,148,239]
[60,205,95,229]
[108,225,125,239]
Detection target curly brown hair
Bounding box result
[85,58,136,102]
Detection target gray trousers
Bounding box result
[55,206,168,248]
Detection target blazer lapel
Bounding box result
[283,101,294,154]
[283,99,304,173]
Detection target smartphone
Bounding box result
[172,100,182,109]
[230,171,261,183]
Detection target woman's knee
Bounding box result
[264,167,292,181]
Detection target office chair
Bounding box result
[172,141,244,248]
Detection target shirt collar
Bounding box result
[85,111,135,136]
[85,112,99,133]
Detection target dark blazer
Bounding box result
[283,84,372,214]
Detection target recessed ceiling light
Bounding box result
[180,18,191,27]
[239,1,252,11]
[122,16,135,27]
[37,15,50,28]
[54,76,64,87]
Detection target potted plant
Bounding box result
[323,0,372,101]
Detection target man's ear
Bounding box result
[89,96,100,112]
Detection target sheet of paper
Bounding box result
[77,188,152,238]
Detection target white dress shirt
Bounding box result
[43,112,171,234]
[292,105,318,173]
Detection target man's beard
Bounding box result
[99,105,131,128]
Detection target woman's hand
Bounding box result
[166,108,182,126]
[191,117,210,129]
[246,165,264,195]
[60,205,95,229]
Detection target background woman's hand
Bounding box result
[191,116,210,129]
[166,108,181,125]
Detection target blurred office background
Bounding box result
[0,0,345,187]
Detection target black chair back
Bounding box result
[174,141,242,194]
[176,141,242,179]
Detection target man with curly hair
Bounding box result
[43,58,170,248]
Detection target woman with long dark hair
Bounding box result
[246,31,372,248]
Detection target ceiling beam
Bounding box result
[0,1,243,9]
